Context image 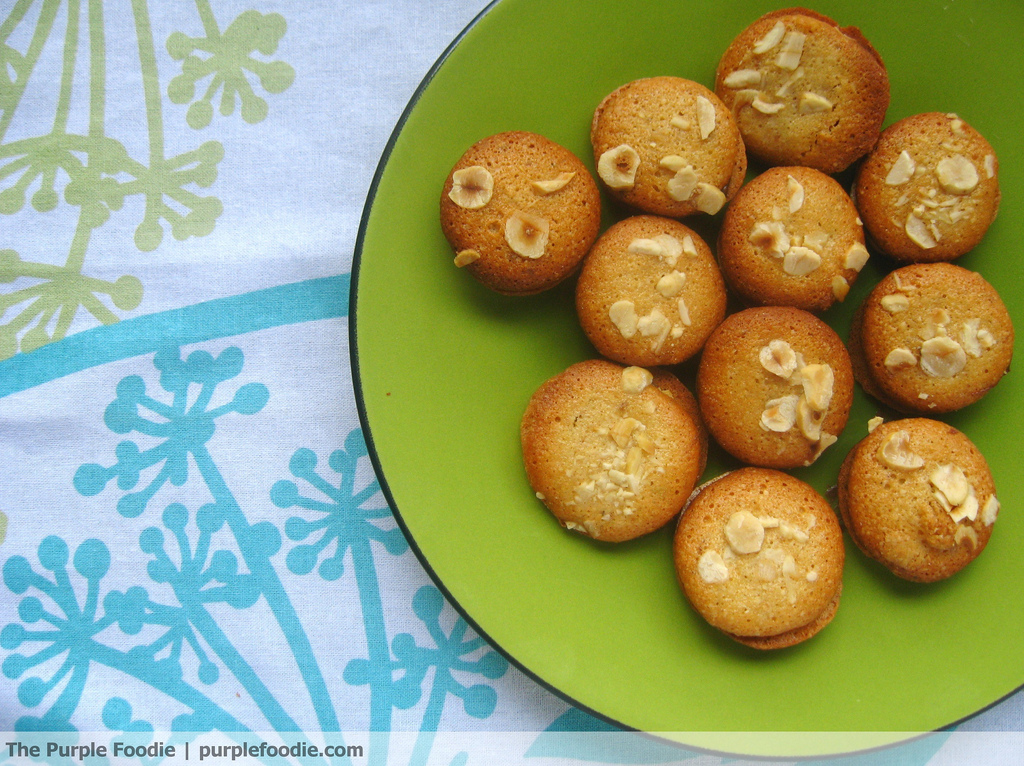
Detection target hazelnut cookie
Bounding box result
[838,418,999,582]
[440,131,601,295]
[715,8,889,174]
[590,77,746,217]
[696,306,854,469]
[575,216,728,367]
[674,467,845,649]
[852,263,1013,414]
[854,112,1000,263]
[520,360,705,543]
[718,165,869,312]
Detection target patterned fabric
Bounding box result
[0,1,1019,763]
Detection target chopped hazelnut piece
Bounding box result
[884,347,917,371]
[724,69,762,88]
[845,243,870,272]
[760,394,799,432]
[448,165,494,209]
[693,183,726,214]
[878,430,925,470]
[796,396,825,441]
[753,21,786,53]
[783,246,821,276]
[936,154,979,195]
[752,96,785,114]
[787,175,804,213]
[880,293,910,313]
[832,275,850,302]
[505,211,550,259]
[609,300,639,339]
[750,221,790,257]
[696,96,717,139]
[867,416,884,433]
[981,495,1000,526]
[800,364,834,412]
[929,463,971,508]
[798,92,832,113]
[954,525,979,549]
[759,339,798,379]
[667,166,699,202]
[905,214,937,249]
[885,151,916,186]
[453,249,480,268]
[656,270,686,298]
[598,144,640,189]
[775,30,806,70]
[621,366,653,393]
[725,511,765,555]
[919,336,967,378]
[531,171,576,195]
[698,550,729,583]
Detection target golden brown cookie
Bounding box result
[853,112,1000,263]
[674,467,845,649]
[718,166,870,312]
[575,216,728,366]
[590,77,746,217]
[696,306,853,468]
[854,263,1014,413]
[521,360,705,543]
[440,130,601,295]
[715,8,889,174]
[837,418,1000,582]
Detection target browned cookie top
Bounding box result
[854,112,1000,263]
[715,8,889,173]
[590,77,746,217]
[697,306,854,468]
[856,263,1013,413]
[521,360,704,543]
[838,418,999,582]
[674,467,845,647]
[440,130,601,295]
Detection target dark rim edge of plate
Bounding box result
[345,0,1023,757]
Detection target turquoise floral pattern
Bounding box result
[2,343,511,764]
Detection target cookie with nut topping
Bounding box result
[590,77,746,217]
[715,8,889,174]
[440,130,602,295]
[838,418,999,582]
[696,306,854,469]
[718,166,870,312]
[674,467,845,650]
[854,112,1000,263]
[575,216,728,366]
[520,359,705,543]
[853,263,1014,414]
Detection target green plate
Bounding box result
[351,0,1024,757]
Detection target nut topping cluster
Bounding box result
[698,509,820,604]
[757,339,837,462]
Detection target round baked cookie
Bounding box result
[854,263,1014,413]
[576,216,728,366]
[440,131,602,295]
[696,306,854,468]
[853,112,1000,263]
[590,77,746,217]
[837,418,1000,582]
[521,360,705,543]
[674,467,845,649]
[718,165,870,312]
[715,8,889,174]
